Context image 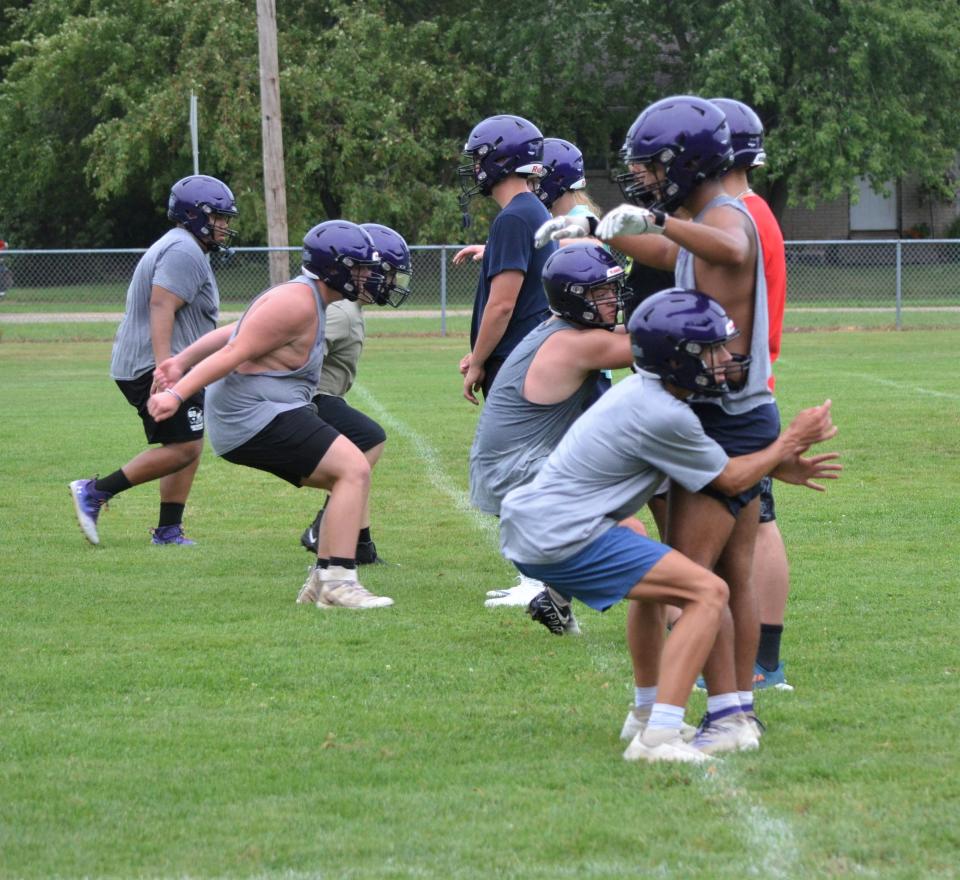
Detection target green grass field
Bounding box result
[1,326,959,879]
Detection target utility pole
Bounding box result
[256,0,289,287]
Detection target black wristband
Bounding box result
[586,214,599,236]
[651,208,667,228]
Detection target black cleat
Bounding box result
[526,587,580,635]
[300,509,323,554]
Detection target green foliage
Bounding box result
[2,0,960,244]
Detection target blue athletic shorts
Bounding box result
[689,401,780,517]
[514,525,671,612]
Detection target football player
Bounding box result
[147,221,393,610]
[299,222,412,566]
[499,288,839,762]
[70,175,237,546]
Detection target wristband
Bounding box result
[164,387,184,404]
[651,208,667,228]
[586,214,600,236]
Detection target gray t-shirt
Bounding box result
[205,275,326,456]
[110,228,219,380]
[469,318,598,515]
[674,194,773,415]
[499,371,729,565]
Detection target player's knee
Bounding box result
[698,573,729,616]
[339,454,371,492]
[165,439,202,467]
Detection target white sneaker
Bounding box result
[623,727,711,764]
[692,712,760,755]
[619,706,697,742]
[484,575,546,607]
[317,566,393,609]
[296,568,323,605]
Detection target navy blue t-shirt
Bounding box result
[470,191,555,363]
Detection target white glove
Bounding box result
[533,214,592,248]
[596,204,665,240]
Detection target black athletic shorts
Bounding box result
[689,401,781,518]
[220,405,340,486]
[312,394,386,453]
[758,475,777,523]
[116,370,205,445]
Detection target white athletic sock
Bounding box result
[739,690,754,712]
[323,565,357,583]
[647,703,685,731]
[707,693,741,716]
[634,686,658,709]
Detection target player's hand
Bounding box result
[452,244,485,265]
[534,214,591,248]
[463,363,485,405]
[147,390,181,422]
[459,352,471,376]
[151,357,184,393]
[784,399,837,453]
[773,452,842,491]
[595,205,665,240]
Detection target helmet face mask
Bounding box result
[616,96,734,212]
[167,175,238,251]
[627,287,747,395]
[359,223,412,308]
[301,221,384,302]
[542,244,626,331]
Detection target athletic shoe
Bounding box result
[297,568,323,605]
[150,524,196,545]
[743,711,767,740]
[619,706,697,743]
[356,538,390,566]
[753,661,794,691]
[526,587,579,635]
[318,576,394,610]
[485,574,546,607]
[70,478,111,545]
[692,712,760,755]
[623,727,711,764]
[300,510,323,554]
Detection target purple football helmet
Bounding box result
[167,175,238,250]
[458,115,544,209]
[627,287,744,395]
[617,96,733,212]
[301,221,384,302]
[542,244,625,331]
[710,98,766,169]
[533,138,587,209]
[360,223,412,308]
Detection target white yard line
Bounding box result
[355,382,801,877]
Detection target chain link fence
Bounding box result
[2,241,959,331]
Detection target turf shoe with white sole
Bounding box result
[150,524,196,545]
[296,568,323,605]
[619,706,697,743]
[317,567,393,609]
[692,712,760,755]
[485,574,546,607]
[623,727,712,764]
[70,478,111,545]
[753,661,794,691]
[300,510,323,554]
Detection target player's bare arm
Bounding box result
[523,328,633,405]
[463,269,524,404]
